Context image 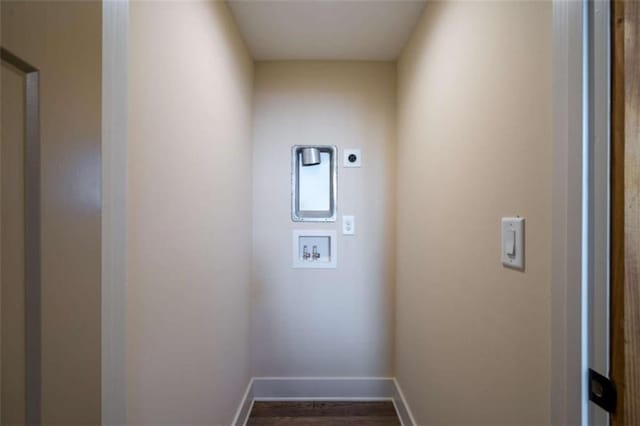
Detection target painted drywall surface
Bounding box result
[252,62,396,376]
[127,1,253,424]
[1,2,102,424]
[395,1,552,424]
[1,59,26,425]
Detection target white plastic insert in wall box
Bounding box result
[292,230,337,269]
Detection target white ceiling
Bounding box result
[226,0,427,61]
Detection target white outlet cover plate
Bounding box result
[501,217,524,270]
[342,215,355,235]
[343,149,361,167]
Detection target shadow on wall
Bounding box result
[395,0,552,424]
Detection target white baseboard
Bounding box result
[231,379,255,426]
[232,377,415,426]
[392,378,418,426]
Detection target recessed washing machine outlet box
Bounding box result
[292,230,337,269]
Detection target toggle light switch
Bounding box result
[501,217,524,270]
[505,230,516,257]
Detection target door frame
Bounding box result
[551,0,611,425]
[610,0,640,423]
[1,47,41,426]
[100,1,610,424]
[587,1,611,425]
[551,0,586,423]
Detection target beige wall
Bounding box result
[395,1,552,424]
[2,57,27,425]
[1,1,102,424]
[127,1,253,424]
[252,62,396,376]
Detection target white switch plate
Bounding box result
[501,217,524,270]
[343,149,361,167]
[342,215,355,235]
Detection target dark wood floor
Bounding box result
[247,401,401,425]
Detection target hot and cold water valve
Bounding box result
[301,245,321,260]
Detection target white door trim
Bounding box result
[551,0,586,424]
[552,1,611,425]
[101,0,129,424]
[586,1,611,425]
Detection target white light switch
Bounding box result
[343,215,355,235]
[501,217,524,270]
[505,230,516,256]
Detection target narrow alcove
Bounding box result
[125,2,552,425]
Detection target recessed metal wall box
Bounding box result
[291,145,337,222]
